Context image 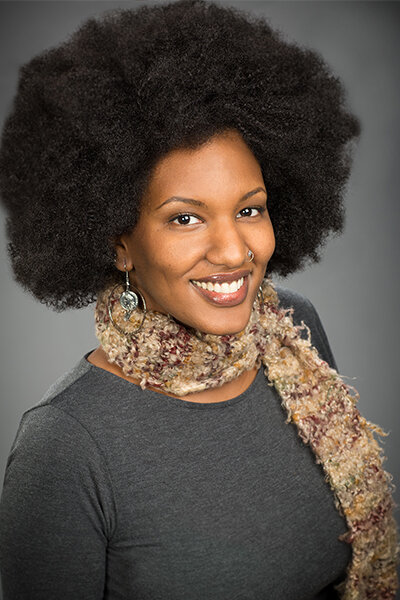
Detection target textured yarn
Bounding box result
[95,277,400,599]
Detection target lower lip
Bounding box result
[191,276,249,307]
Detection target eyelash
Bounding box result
[169,205,267,226]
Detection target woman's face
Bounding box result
[116,129,275,335]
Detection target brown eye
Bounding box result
[176,214,191,225]
[237,206,265,218]
[170,213,202,226]
[240,208,253,217]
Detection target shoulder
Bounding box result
[7,356,105,470]
[274,283,323,330]
[0,364,117,575]
[35,353,94,408]
[273,283,339,371]
[274,284,315,320]
[24,352,118,425]
[3,357,116,520]
[9,351,148,469]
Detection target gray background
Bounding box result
[0,0,399,595]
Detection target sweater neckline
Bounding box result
[82,350,265,410]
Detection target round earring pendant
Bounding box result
[108,282,147,335]
[120,290,138,313]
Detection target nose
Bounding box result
[205,218,248,268]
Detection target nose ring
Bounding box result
[247,249,255,262]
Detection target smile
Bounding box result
[191,277,244,294]
[190,274,249,307]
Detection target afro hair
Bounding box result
[0,0,360,310]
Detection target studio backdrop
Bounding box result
[0,2,399,595]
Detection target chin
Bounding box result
[172,299,255,336]
[196,315,251,336]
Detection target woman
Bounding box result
[0,0,398,598]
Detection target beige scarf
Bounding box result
[95,277,400,598]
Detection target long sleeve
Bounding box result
[0,404,116,600]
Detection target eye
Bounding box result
[237,206,266,218]
[169,213,202,226]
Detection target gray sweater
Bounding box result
[0,287,351,599]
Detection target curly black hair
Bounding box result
[0,0,360,310]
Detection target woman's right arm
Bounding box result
[0,405,115,600]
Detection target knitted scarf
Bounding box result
[95,277,399,599]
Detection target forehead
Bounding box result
[144,130,263,203]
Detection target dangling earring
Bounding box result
[247,249,255,262]
[107,261,147,336]
[257,285,264,304]
[119,263,140,321]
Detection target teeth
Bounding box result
[192,277,245,294]
[228,280,238,293]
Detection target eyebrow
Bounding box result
[155,186,267,210]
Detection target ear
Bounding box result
[113,234,134,273]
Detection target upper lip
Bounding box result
[191,269,250,284]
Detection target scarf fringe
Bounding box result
[260,282,400,598]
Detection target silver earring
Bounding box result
[107,262,147,336]
[119,265,139,321]
[247,249,255,262]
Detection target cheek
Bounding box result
[267,227,276,256]
[134,235,197,280]
[253,221,276,259]
[160,229,207,266]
